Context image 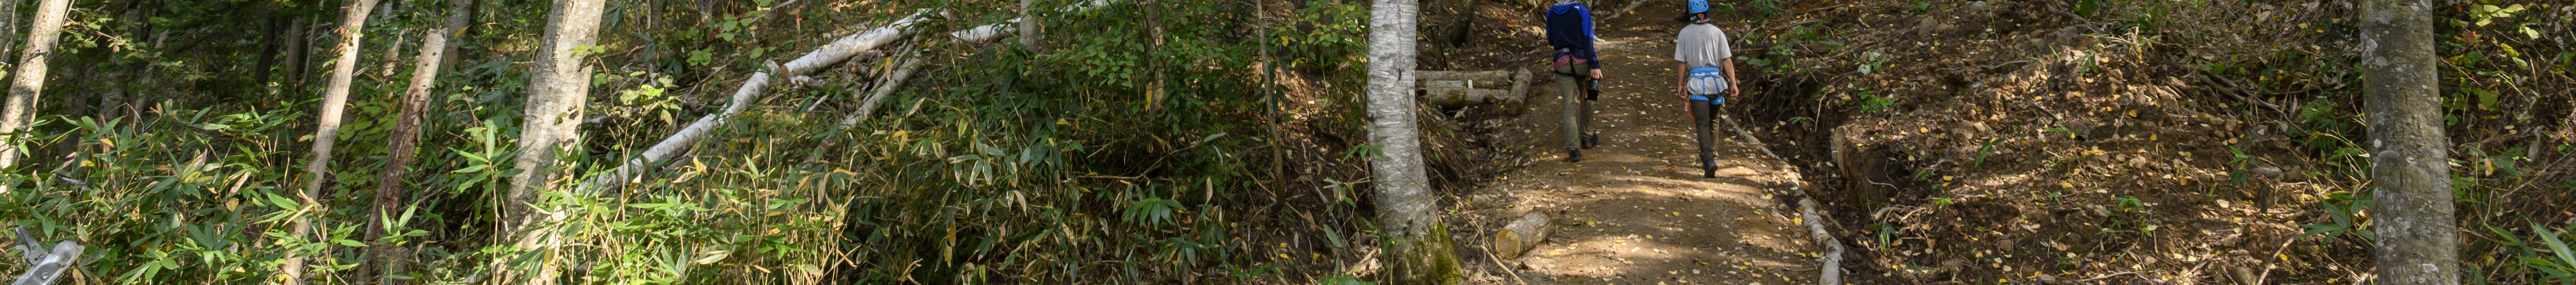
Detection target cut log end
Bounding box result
[1490,211,1553,259]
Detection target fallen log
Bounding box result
[579,11,930,193]
[1414,68,1531,107]
[582,0,1122,192]
[1415,70,1511,82]
[841,56,928,126]
[1800,198,1846,285]
[1506,68,1532,106]
[1489,211,1554,259]
[1719,111,1835,285]
[1420,80,1471,89]
[1418,88,1520,106]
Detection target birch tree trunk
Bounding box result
[1365,0,1460,283]
[366,31,444,285]
[281,0,380,283]
[0,0,72,185]
[2359,0,2456,284]
[502,0,606,282]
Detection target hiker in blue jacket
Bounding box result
[1674,0,1739,178]
[1549,0,1603,162]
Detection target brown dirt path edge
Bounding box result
[1457,1,1824,285]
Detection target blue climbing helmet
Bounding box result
[1677,0,1710,23]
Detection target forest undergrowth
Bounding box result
[0,0,1513,284]
[1720,0,2576,284]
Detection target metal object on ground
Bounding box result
[9,226,80,285]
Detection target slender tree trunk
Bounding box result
[0,0,73,174]
[376,0,404,76]
[501,0,605,282]
[256,12,286,87]
[2359,0,2456,284]
[1017,0,1042,52]
[280,0,379,283]
[282,18,311,92]
[366,31,443,285]
[1365,0,1460,284]
[435,0,475,75]
[0,0,24,62]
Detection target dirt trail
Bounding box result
[1470,2,1824,284]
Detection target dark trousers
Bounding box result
[1689,98,1721,168]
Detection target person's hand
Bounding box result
[1589,69,1603,79]
[1727,87,1741,99]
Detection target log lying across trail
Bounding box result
[580,1,1119,193]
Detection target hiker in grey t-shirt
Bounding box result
[1673,0,1738,178]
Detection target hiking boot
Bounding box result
[1582,134,1599,148]
[1568,149,1583,162]
[1702,158,1719,178]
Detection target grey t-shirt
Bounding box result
[1674,23,1732,69]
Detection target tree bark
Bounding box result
[1412,70,1510,82]
[282,18,311,91]
[0,0,24,63]
[376,0,404,76]
[1415,88,1519,106]
[500,0,606,282]
[2359,0,2456,284]
[838,56,927,126]
[1016,0,1043,51]
[0,0,72,180]
[281,0,380,283]
[366,31,443,285]
[435,0,475,75]
[1366,0,1461,283]
[255,12,286,87]
[1414,69,1530,107]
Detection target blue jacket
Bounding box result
[1546,3,1599,69]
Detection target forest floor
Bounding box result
[1440,1,1829,284]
